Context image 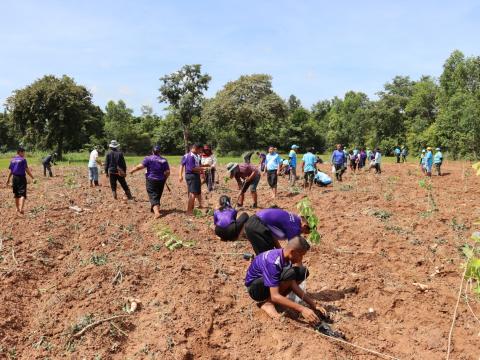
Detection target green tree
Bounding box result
[202,74,287,154]
[158,64,211,153]
[6,75,102,157]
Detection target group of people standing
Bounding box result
[331,144,383,181]
[419,147,443,176]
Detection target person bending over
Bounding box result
[244,208,311,255]
[245,236,325,323]
[227,162,260,208]
[214,195,249,241]
[42,152,57,177]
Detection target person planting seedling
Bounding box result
[244,208,311,255]
[244,236,325,323]
[226,161,260,208]
[6,147,35,215]
[213,195,249,241]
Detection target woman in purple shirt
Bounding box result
[6,147,35,215]
[130,145,170,219]
[213,195,249,241]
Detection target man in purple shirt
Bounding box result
[245,237,324,323]
[226,162,261,208]
[331,144,346,181]
[244,208,311,254]
[6,147,35,215]
[130,145,170,219]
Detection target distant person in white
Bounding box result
[374,148,382,174]
[88,146,102,187]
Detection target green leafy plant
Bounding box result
[296,198,321,244]
[90,254,107,266]
[418,179,437,212]
[372,209,392,221]
[193,208,204,218]
[462,232,480,295]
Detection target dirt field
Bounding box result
[1,160,479,359]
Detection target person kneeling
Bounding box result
[214,196,249,241]
[245,236,325,323]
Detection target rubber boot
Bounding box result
[112,191,117,200]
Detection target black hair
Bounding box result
[219,195,232,210]
[308,147,315,153]
[17,147,25,153]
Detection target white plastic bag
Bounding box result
[331,165,336,174]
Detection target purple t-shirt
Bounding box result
[245,249,290,287]
[142,155,169,181]
[331,150,345,165]
[181,154,187,166]
[214,208,237,228]
[184,152,200,175]
[259,153,266,164]
[257,209,301,240]
[9,155,28,176]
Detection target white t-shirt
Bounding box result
[88,149,99,167]
[374,152,382,164]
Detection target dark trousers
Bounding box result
[205,168,216,192]
[375,163,382,174]
[109,174,131,195]
[215,213,249,241]
[396,155,400,163]
[334,163,345,180]
[43,163,52,177]
[146,178,165,210]
[435,163,442,176]
[244,215,275,254]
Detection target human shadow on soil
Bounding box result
[309,286,358,302]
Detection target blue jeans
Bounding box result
[88,167,99,181]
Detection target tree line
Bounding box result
[1,50,479,159]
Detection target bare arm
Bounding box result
[164,170,170,179]
[26,167,34,180]
[129,163,145,175]
[179,164,185,181]
[290,281,325,315]
[269,287,320,324]
[6,172,12,185]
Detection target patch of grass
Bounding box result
[419,210,433,218]
[193,208,205,218]
[90,254,108,266]
[450,218,468,231]
[338,184,353,192]
[372,209,392,221]
[71,314,94,334]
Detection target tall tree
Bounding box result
[158,64,211,152]
[6,75,102,157]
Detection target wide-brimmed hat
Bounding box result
[109,140,120,148]
[435,147,441,151]
[226,162,238,173]
[291,144,299,149]
[427,147,432,151]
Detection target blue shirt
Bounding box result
[434,152,443,164]
[425,151,433,167]
[394,148,401,155]
[302,152,317,172]
[288,150,297,168]
[265,153,281,171]
[331,150,345,165]
[245,249,290,287]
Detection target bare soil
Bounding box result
[1,161,479,359]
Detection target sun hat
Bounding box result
[226,162,238,173]
[291,145,299,149]
[435,147,441,151]
[422,149,426,153]
[109,140,120,148]
[427,147,432,151]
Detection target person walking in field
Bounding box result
[331,144,346,181]
[288,145,299,189]
[130,145,170,219]
[302,147,317,190]
[214,195,249,241]
[264,146,282,200]
[424,147,433,177]
[244,207,312,255]
[374,148,382,174]
[358,148,367,169]
[42,152,57,177]
[6,147,35,215]
[227,161,260,208]
[88,146,102,187]
[419,149,426,174]
[105,140,133,200]
[434,147,443,176]
[244,236,325,322]
[184,144,209,215]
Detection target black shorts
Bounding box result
[185,173,201,194]
[244,215,275,255]
[146,178,165,210]
[304,171,315,183]
[12,175,27,198]
[247,266,310,302]
[267,170,278,188]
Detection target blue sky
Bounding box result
[1,0,479,115]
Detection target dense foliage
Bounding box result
[2,51,480,158]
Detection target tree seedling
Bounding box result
[296,198,321,244]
